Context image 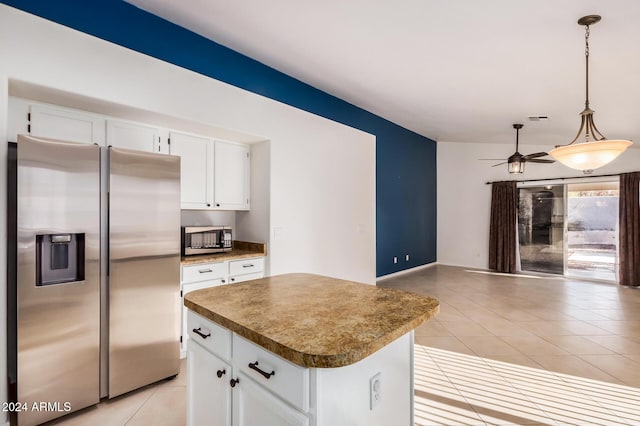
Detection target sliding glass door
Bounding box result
[518,185,565,274]
[517,180,619,282]
[566,182,619,281]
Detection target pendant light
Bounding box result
[548,15,632,174]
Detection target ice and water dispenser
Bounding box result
[35,233,85,286]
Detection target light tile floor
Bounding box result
[45,360,187,426]
[414,345,640,426]
[380,265,640,388]
[45,265,640,425]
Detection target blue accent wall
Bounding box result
[2,0,437,277]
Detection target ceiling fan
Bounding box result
[489,124,555,174]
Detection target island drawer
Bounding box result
[187,310,232,361]
[233,334,309,412]
[228,257,264,276]
[182,262,227,283]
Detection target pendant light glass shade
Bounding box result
[549,15,632,173]
[549,139,632,172]
[508,160,524,174]
[507,153,525,174]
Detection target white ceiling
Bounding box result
[125,0,640,148]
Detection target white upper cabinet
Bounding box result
[13,100,252,211]
[169,131,214,209]
[29,104,105,145]
[214,140,250,210]
[106,119,161,153]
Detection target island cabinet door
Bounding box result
[187,342,232,426]
[232,372,309,426]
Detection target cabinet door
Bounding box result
[232,372,309,426]
[169,132,213,209]
[187,342,232,426]
[214,141,250,210]
[29,104,105,145]
[106,119,160,153]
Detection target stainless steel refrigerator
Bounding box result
[7,135,181,425]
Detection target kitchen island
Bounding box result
[184,273,439,426]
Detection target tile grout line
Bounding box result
[123,386,161,425]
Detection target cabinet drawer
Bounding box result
[228,272,263,284]
[187,310,232,361]
[228,257,264,276]
[182,279,222,296]
[233,334,309,412]
[182,262,226,283]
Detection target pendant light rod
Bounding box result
[567,15,603,146]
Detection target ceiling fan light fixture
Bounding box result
[507,123,525,174]
[549,15,632,173]
[508,153,525,174]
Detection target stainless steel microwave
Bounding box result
[181,226,232,256]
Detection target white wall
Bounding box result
[0,5,376,419]
[0,4,376,281]
[236,140,271,273]
[437,140,640,269]
[180,210,237,230]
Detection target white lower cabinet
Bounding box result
[181,262,228,355]
[228,257,265,284]
[233,372,309,426]
[187,311,309,426]
[181,257,265,355]
[186,309,414,426]
[187,340,231,426]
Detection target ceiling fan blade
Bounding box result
[523,152,549,160]
[478,158,507,161]
[492,162,507,167]
[527,159,555,164]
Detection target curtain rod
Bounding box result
[485,173,621,185]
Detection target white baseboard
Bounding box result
[376,262,438,282]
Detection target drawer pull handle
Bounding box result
[217,369,226,378]
[198,269,213,273]
[242,264,254,268]
[230,377,240,388]
[248,361,275,380]
[192,327,211,339]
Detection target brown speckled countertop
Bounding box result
[184,273,439,368]
[181,241,267,265]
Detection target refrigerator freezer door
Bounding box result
[16,135,100,426]
[108,146,181,398]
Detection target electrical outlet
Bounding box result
[393,256,398,264]
[370,372,381,410]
